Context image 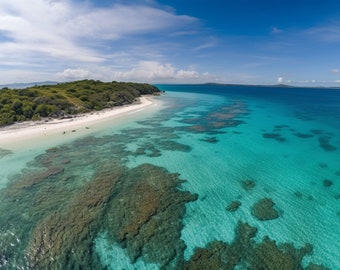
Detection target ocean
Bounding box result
[0,84,339,269]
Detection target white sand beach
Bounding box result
[0,96,157,151]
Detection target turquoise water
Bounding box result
[0,85,339,269]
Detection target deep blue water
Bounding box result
[0,84,339,269]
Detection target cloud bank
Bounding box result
[0,0,210,83]
[57,62,217,83]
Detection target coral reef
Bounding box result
[105,164,198,269]
[27,167,123,269]
[14,162,198,269]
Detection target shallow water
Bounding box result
[0,85,339,269]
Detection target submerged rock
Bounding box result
[251,198,280,221]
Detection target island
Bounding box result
[0,80,161,127]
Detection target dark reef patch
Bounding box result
[177,101,249,135]
[251,198,280,221]
[318,136,338,152]
[323,179,333,187]
[104,164,198,268]
[27,166,123,269]
[226,200,241,212]
[319,162,328,168]
[133,140,191,157]
[310,129,324,135]
[201,136,219,143]
[307,195,314,201]
[306,263,331,270]
[293,132,314,139]
[157,139,192,152]
[0,148,13,159]
[241,179,256,191]
[263,133,286,142]
[134,143,161,157]
[136,119,163,127]
[184,222,325,270]
[294,191,303,199]
[275,125,290,129]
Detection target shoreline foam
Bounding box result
[0,96,157,151]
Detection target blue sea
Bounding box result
[0,84,339,269]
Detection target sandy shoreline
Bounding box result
[0,96,156,151]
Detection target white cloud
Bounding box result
[306,22,340,42]
[110,61,215,83]
[271,27,283,34]
[331,69,339,74]
[277,77,284,83]
[0,0,200,83]
[57,68,91,80]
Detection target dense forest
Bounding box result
[0,80,161,127]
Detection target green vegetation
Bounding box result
[0,80,160,127]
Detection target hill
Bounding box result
[0,81,58,89]
[0,80,160,127]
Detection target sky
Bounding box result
[1,0,340,86]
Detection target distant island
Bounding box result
[203,82,340,89]
[0,80,161,127]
